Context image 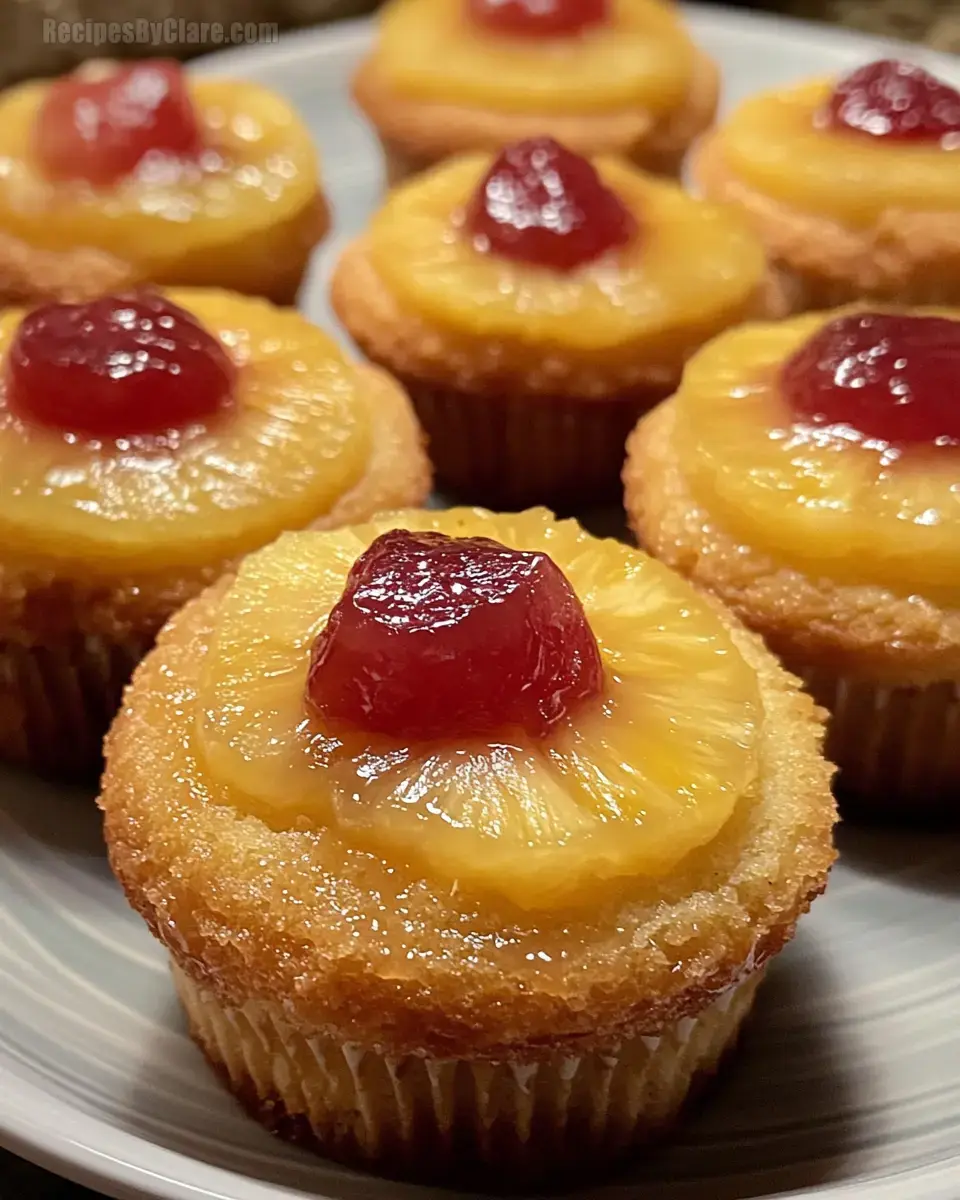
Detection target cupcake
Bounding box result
[0,287,429,778]
[695,59,960,310]
[625,305,960,818]
[0,59,327,307]
[353,0,718,185]
[331,136,783,511]
[100,506,836,1184]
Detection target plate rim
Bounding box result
[4,7,960,1199]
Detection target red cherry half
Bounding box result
[6,291,237,439]
[821,59,960,143]
[781,311,960,448]
[34,60,203,186]
[466,136,637,272]
[307,529,604,741]
[466,0,609,38]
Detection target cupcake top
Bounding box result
[668,306,960,601]
[103,507,834,1054]
[0,60,317,273]
[0,288,375,577]
[713,58,960,224]
[367,0,696,117]
[363,137,770,361]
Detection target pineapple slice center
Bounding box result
[35,60,203,187]
[374,0,694,116]
[821,59,960,144]
[7,291,236,438]
[465,136,637,272]
[717,77,960,226]
[195,508,762,911]
[0,289,372,572]
[466,0,609,38]
[368,155,768,351]
[673,307,960,598]
[0,78,316,268]
[306,528,603,740]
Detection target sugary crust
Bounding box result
[101,564,835,1060]
[0,229,138,306]
[0,364,429,649]
[693,134,960,308]
[624,400,960,685]
[330,236,787,399]
[0,191,329,308]
[353,49,719,181]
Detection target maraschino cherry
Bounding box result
[307,529,604,741]
[34,60,203,186]
[781,312,960,448]
[6,291,237,439]
[466,136,637,271]
[821,59,960,143]
[467,0,609,38]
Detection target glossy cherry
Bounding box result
[307,529,604,741]
[6,291,237,439]
[822,59,960,143]
[781,312,960,448]
[466,0,609,38]
[466,136,637,272]
[34,60,203,186]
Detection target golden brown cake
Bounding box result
[625,305,960,818]
[100,506,836,1184]
[0,59,327,307]
[332,136,784,510]
[0,287,428,778]
[353,0,718,184]
[695,59,960,309]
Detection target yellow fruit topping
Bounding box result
[368,155,768,351]
[373,0,694,116]
[0,289,371,571]
[196,507,761,910]
[0,78,317,279]
[672,307,960,598]
[717,78,960,226]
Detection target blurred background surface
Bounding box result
[1,0,958,87]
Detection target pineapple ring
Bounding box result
[368,156,768,352]
[196,508,762,910]
[716,79,960,226]
[374,0,694,116]
[0,289,372,571]
[0,79,316,269]
[673,307,960,598]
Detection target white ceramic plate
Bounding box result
[2,8,960,1200]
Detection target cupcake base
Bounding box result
[409,383,664,513]
[0,630,152,780]
[173,961,764,1185]
[798,666,960,822]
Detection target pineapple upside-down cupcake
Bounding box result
[100,506,836,1184]
[0,287,428,778]
[626,306,960,818]
[0,59,327,307]
[695,59,960,310]
[332,135,784,511]
[353,0,718,184]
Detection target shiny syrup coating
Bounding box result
[307,529,604,740]
[34,60,203,186]
[781,311,960,448]
[466,136,637,272]
[466,0,609,37]
[822,59,960,143]
[6,291,237,439]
